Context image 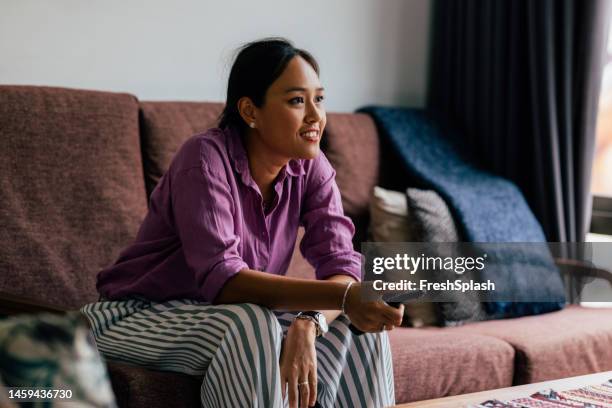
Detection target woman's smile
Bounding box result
[299,128,320,142]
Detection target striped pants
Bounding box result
[81,299,395,408]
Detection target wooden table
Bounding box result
[394,370,612,407]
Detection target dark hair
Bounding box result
[218,37,320,132]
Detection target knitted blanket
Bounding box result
[359,106,565,317]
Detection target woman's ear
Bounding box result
[237,97,257,129]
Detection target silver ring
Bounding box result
[298,381,309,386]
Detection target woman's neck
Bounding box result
[244,130,288,201]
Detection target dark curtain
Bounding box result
[429,0,611,242]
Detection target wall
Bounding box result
[0,0,431,112]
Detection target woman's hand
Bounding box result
[280,318,318,408]
[344,282,404,333]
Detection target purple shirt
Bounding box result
[96,126,362,302]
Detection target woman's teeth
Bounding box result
[300,131,319,140]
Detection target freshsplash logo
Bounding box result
[371,253,488,275]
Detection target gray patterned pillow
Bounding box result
[405,188,487,326]
[405,188,460,241]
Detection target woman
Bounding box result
[81,38,403,408]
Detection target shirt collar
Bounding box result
[226,126,249,177]
[286,158,306,177]
[225,126,306,180]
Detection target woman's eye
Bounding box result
[289,95,325,105]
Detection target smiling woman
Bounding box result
[80,38,402,408]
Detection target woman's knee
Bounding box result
[224,303,283,342]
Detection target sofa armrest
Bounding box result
[0,292,66,316]
[554,257,612,285]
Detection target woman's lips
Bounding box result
[299,130,320,142]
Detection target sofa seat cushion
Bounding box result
[108,328,515,406]
[446,305,612,384]
[107,361,201,408]
[388,327,515,403]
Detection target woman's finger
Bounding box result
[382,305,403,326]
[299,379,309,408]
[309,367,317,406]
[289,377,298,408]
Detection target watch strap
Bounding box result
[295,311,323,337]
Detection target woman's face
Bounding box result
[250,55,326,162]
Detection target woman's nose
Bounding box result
[305,103,323,124]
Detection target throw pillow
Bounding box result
[0,312,117,407]
[405,188,487,326]
[369,186,488,326]
[369,186,438,327]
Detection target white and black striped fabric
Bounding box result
[81,299,395,407]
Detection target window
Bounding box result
[590,23,612,238]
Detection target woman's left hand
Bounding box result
[280,318,318,408]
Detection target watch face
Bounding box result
[316,313,328,334]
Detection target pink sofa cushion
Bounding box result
[323,113,379,218]
[0,86,147,310]
[389,328,515,403]
[445,305,612,384]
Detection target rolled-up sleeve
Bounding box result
[299,154,362,282]
[171,164,248,302]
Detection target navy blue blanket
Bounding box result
[359,107,565,317]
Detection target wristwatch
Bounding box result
[294,311,328,337]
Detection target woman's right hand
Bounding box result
[343,282,404,332]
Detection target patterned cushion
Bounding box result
[405,188,487,326]
[0,312,116,406]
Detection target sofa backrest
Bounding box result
[0,88,380,309]
[139,102,224,197]
[0,86,148,310]
[322,112,380,244]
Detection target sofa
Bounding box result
[1,85,611,407]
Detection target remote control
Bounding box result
[348,290,424,336]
